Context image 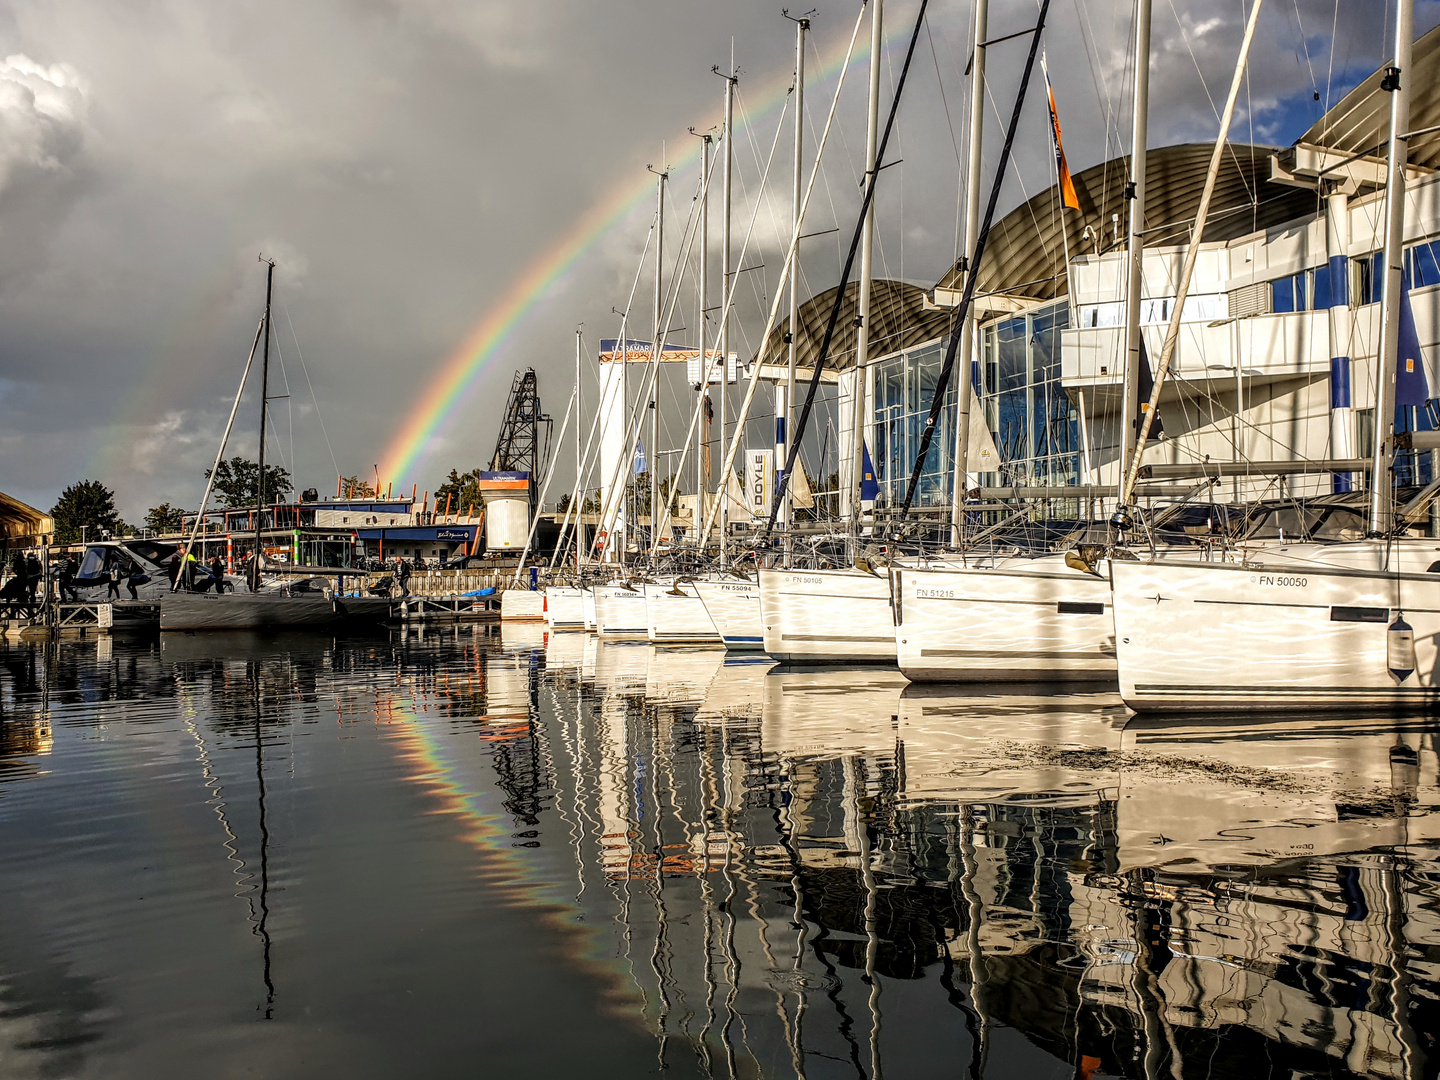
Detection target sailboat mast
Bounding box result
[253,257,275,587]
[1120,0,1151,483]
[575,327,582,562]
[720,60,736,566]
[950,0,988,537]
[852,0,883,530]
[695,131,712,545]
[783,12,809,560]
[1369,0,1415,535]
[652,160,667,549]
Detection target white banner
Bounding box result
[685,353,740,386]
[744,449,774,520]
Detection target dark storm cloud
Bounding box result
[0,0,1429,519]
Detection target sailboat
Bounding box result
[754,0,911,664]
[1110,0,1440,711]
[642,580,721,645]
[160,260,390,632]
[691,573,763,650]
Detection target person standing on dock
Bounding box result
[59,556,78,602]
[124,560,142,600]
[24,553,40,607]
[106,562,121,599]
[397,557,411,598]
[167,552,180,589]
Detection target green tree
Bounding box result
[204,457,293,508]
[51,480,123,545]
[434,468,484,515]
[144,502,186,534]
[629,471,677,517]
[339,476,377,499]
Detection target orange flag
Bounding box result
[1043,55,1080,211]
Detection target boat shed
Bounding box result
[0,491,53,548]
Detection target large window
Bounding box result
[869,301,1080,504]
[1357,241,1440,304]
[872,342,955,508]
[979,301,1078,487]
[1271,272,1307,313]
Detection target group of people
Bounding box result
[165,549,231,594]
[1,552,45,614]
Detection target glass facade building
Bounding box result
[871,341,955,508]
[980,300,1078,488]
[867,299,1077,507]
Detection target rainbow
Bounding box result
[378,18,889,487]
[380,660,641,999]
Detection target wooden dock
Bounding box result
[2,600,161,639]
[395,595,500,624]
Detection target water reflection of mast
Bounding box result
[695,715,722,1077]
[716,721,744,1078]
[647,701,674,1069]
[179,661,275,1019]
[775,763,810,1079]
[958,805,989,1077]
[1385,751,1426,1080]
[252,663,275,1019]
[849,755,884,1080]
[727,725,802,1074]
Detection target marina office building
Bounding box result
[180,497,481,567]
[778,30,1440,518]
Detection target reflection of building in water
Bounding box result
[4,634,1435,1078]
[526,652,1439,1079]
[898,689,1440,1078]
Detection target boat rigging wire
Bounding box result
[1120,0,1266,507]
[893,0,1054,520]
[683,8,872,550]
[281,302,340,487]
[767,0,934,537]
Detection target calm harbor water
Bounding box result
[0,625,1436,1079]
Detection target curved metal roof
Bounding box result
[1299,23,1440,168]
[756,26,1440,370]
[936,142,1320,303]
[756,145,1317,369]
[757,278,950,374]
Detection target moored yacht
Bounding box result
[691,575,763,650]
[500,588,545,620]
[642,581,720,645]
[1111,538,1440,711]
[893,553,1116,683]
[65,538,232,601]
[592,580,649,639]
[543,585,587,630]
[160,584,390,631]
[758,566,896,663]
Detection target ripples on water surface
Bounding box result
[0,625,1436,1078]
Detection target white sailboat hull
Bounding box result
[643,583,721,645]
[1112,548,1440,711]
[893,555,1116,683]
[758,568,895,663]
[583,588,597,631]
[692,578,764,650]
[593,584,649,639]
[500,589,545,621]
[544,586,586,629]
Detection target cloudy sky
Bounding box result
[0,0,1434,521]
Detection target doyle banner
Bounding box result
[745,449,774,520]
